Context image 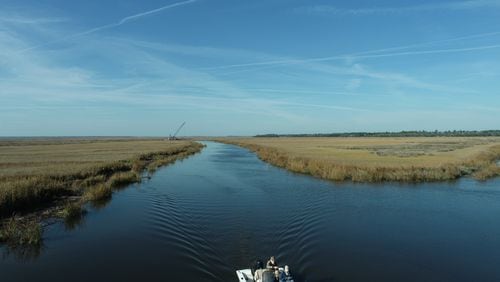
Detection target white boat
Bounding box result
[236,269,254,282]
[236,267,286,282]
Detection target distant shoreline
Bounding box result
[256,130,500,138]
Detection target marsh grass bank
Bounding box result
[219,137,500,183]
[0,139,204,248]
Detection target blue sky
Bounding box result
[1,0,499,136]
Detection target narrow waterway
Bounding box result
[2,141,500,281]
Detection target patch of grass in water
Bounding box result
[0,218,42,247]
[60,202,86,230]
[108,172,140,189]
[0,176,68,217]
[83,184,112,202]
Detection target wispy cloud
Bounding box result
[104,33,489,99]
[300,62,477,95]
[0,16,67,25]
[203,31,500,71]
[239,88,365,97]
[0,20,318,126]
[1,2,498,135]
[18,0,198,53]
[296,0,500,16]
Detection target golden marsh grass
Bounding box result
[0,138,204,246]
[219,137,500,182]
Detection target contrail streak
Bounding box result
[204,31,500,70]
[18,0,197,53]
[354,31,500,55]
[345,44,500,60]
[117,0,196,24]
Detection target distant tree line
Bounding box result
[255,130,500,138]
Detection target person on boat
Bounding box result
[279,265,294,282]
[255,260,275,282]
[255,268,274,282]
[266,256,278,269]
[254,260,264,272]
[254,268,263,282]
[274,269,280,282]
[254,260,264,282]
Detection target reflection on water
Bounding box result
[1,142,500,282]
[63,210,87,231]
[1,243,43,262]
[88,196,113,211]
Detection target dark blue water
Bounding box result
[2,141,500,281]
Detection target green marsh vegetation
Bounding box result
[0,138,204,248]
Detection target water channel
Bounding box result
[2,142,500,281]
